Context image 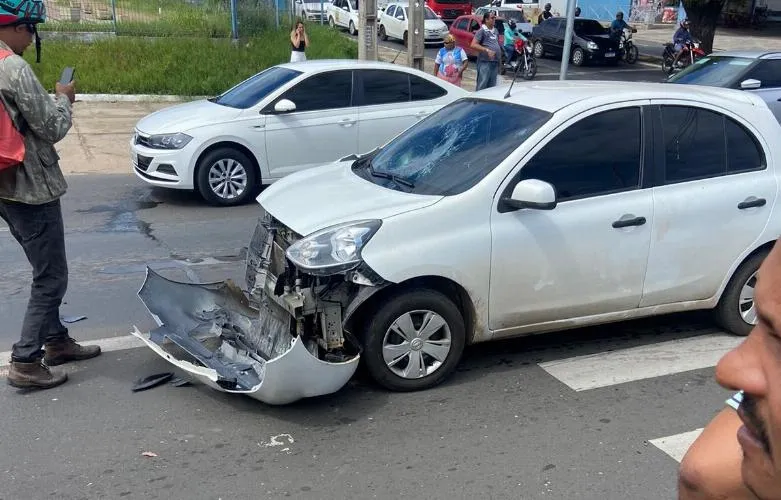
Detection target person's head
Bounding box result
[508,19,516,30]
[544,3,551,11]
[443,33,456,48]
[574,6,581,16]
[616,10,624,20]
[716,239,781,498]
[0,0,46,57]
[293,19,304,32]
[482,11,496,28]
[680,18,690,29]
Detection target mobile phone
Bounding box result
[59,67,75,85]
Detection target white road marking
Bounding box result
[0,334,145,373]
[539,332,743,391]
[649,428,704,462]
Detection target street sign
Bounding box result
[359,0,378,60]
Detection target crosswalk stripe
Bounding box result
[649,429,704,462]
[0,334,145,375]
[538,331,743,391]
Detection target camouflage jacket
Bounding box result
[0,40,72,205]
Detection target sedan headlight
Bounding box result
[587,41,598,50]
[144,133,193,150]
[286,220,382,276]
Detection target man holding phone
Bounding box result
[0,0,101,390]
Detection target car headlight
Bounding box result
[286,220,382,275]
[587,41,598,50]
[145,133,193,150]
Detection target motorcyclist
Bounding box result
[537,3,552,24]
[609,11,636,41]
[672,18,693,67]
[502,19,528,64]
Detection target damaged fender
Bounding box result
[131,268,360,405]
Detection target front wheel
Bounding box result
[328,16,335,28]
[662,54,674,74]
[625,43,638,64]
[196,147,258,207]
[523,57,537,79]
[363,289,467,392]
[715,249,769,336]
[349,20,357,35]
[571,47,585,66]
[533,40,544,58]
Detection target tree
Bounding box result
[681,0,728,53]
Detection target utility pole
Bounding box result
[407,0,424,70]
[359,0,378,60]
[230,0,239,41]
[559,0,577,80]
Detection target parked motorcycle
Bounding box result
[501,37,537,80]
[622,28,638,64]
[661,39,706,74]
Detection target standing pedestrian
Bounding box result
[0,0,101,390]
[290,19,309,62]
[470,12,500,91]
[434,34,468,87]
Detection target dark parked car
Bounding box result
[532,17,622,66]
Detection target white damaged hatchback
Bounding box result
[133,81,781,404]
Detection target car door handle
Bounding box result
[738,197,766,210]
[612,215,646,228]
[338,118,356,127]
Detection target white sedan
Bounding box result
[378,2,450,46]
[133,80,780,403]
[130,60,466,206]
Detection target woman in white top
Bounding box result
[290,20,309,62]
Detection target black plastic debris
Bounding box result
[132,372,174,392]
[61,315,87,324]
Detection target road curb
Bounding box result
[72,94,204,102]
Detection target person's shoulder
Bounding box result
[0,50,29,71]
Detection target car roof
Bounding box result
[703,50,781,60]
[276,59,427,73]
[474,80,766,113]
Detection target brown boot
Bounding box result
[7,360,68,389]
[43,337,102,366]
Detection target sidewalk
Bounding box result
[633,24,781,55]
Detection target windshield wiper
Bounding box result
[368,167,415,188]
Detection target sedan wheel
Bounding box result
[196,147,258,207]
[363,290,466,392]
[533,40,544,58]
[715,249,769,336]
[349,20,357,35]
[572,47,585,66]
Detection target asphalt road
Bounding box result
[0,175,739,499]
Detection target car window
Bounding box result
[469,19,480,31]
[410,74,448,101]
[213,67,302,109]
[745,59,781,88]
[385,4,395,16]
[726,117,766,173]
[667,56,755,87]
[574,19,607,35]
[359,69,409,105]
[455,18,467,30]
[661,106,726,183]
[353,98,552,196]
[397,7,406,19]
[519,107,642,201]
[276,70,353,112]
[424,6,438,19]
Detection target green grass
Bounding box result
[25,26,357,95]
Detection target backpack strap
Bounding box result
[0,49,27,135]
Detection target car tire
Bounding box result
[533,40,544,58]
[572,47,585,66]
[195,147,258,207]
[363,289,466,392]
[329,16,335,28]
[625,44,638,64]
[379,24,388,40]
[349,20,357,35]
[403,30,408,47]
[715,249,769,336]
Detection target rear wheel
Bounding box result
[379,24,388,40]
[715,249,769,336]
[349,20,357,35]
[195,147,258,207]
[403,30,408,47]
[363,289,466,392]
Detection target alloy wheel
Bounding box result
[738,270,759,325]
[208,158,248,201]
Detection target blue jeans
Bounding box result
[476,60,498,91]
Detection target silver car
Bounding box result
[667,50,781,119]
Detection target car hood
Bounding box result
[425,19,448,30]
[581,33,619,49]
[135,99,242,135]
[257,160,443,236]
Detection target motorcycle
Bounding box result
[622,28,638,64]
[662,39,706,74]
[500,37,537,80]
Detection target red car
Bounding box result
[449,14,506,59]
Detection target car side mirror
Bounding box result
[342,5,349,10]
[500,179,557,211]
[273,99,297,114]
[740,78,761,90]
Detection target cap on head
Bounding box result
[0,0,46,25]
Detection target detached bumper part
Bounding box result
[132,268,360,405]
